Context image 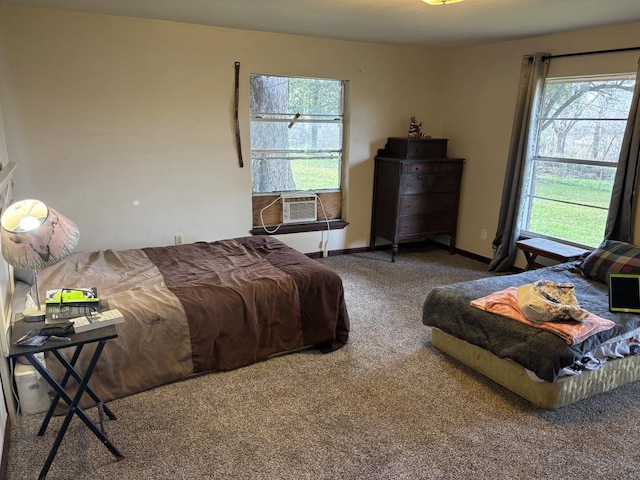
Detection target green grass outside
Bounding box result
[527,175,612,247]
[533,176,613,208]
[291,159,340,190]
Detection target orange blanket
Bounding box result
[470,287,615,345]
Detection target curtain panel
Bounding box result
[489,53,550,272]
[605,58,640,242]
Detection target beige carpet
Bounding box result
[7,247,640,479]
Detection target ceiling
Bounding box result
[3,0,640,48]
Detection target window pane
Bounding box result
[252,158,340,192]
[289,78,343,116]
[537,77,634,162]
[530,161,615,209]
[251,120,342,151]
[250,76,343,116]
[527,198,607,247]
[536,119,627,162]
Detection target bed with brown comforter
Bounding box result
[36,236,349,405]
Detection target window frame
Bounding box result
[519,72,635,248]
[249,74,348,231]
[249,74,346,196]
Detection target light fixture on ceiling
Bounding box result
[423,0,464,5]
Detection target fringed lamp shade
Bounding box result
[0,199,79,320]
[0,199,79,270]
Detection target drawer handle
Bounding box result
[405,182,429,190]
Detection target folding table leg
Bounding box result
[35,345,84,436]
[28,341,124,479]
[51,349,117,419]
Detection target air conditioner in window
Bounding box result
[282,194,317,224]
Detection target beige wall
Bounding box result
[443,22,640,268]
[0,4,639,263]
[0,4,445,253]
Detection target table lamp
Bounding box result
[0,199,79,321]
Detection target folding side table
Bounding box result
[9,319,124,479]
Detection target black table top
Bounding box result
[9,318,117,358]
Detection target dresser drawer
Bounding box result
[402,161,461,175]
[398,193,459,215]
[400,173,461,194]
[385,137,448,159]
[397,213,456,237]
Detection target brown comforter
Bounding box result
[37,236,349,405]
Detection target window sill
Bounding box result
[250,219,348,236]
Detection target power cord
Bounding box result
[10,357,21,418]
[317,197,331,257]
[259,190,331,256]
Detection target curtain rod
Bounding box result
[543,46,640,61]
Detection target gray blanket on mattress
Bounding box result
[422,262,640,382]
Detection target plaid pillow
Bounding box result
[579,240,640,283]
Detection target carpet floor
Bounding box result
[6,247,640,479]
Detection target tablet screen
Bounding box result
[609,274,640,313]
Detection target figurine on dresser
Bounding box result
[408,116,428,138]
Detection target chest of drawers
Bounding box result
[370,138,464,261]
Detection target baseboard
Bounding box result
[444,244,492,265]
[307,246,370,258]
[307,240,492,264]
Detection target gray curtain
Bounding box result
[488,53,550,272]
[604,58,640,242]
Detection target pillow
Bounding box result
[579,239,640,282]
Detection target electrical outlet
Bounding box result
[174,234,183,245]
[480,229,487,241]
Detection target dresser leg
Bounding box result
[449,235,457,254]
[391,244,398,262]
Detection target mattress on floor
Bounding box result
[431,327,640,409]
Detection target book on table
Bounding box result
[45,287,99,304]
[45,287,102,324]
[70,309,124,333]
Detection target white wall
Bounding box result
[0,4,639,265]
[0,4,445,254]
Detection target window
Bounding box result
[521,74,635,247]
[249,75,344,194]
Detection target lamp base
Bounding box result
[22,307,46,322]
